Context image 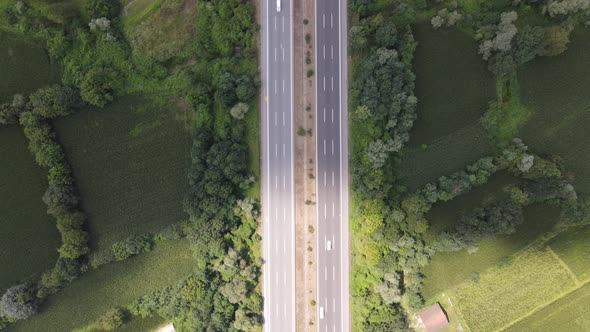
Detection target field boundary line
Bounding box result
[546,245,581,285]
[498,278,590,331]
[445,292,473,332]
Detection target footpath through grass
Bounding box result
[0,126,60,292]
[53,96,192,257]
[7,240,195,332]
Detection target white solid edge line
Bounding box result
[263,0,271,331]
[313,0,320,329]
[289,0,296,331]
[338,0,347,329]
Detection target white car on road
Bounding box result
[319,307,325,319]
[276,0,281,12]
[326,240,332,251]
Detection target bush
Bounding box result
[79,67,119,107]
[96,307,126,331]
[112,235,154,261]
[0,284,38,321]
[27,85,79,119]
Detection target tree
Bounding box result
[217,71,237,107]
[85,0,120,19]
[230,102,249,120]
[375,21,398,48]
[28,85,79,118]
[80,67,118,107]
[0,284,38,321]
[96,307,126,331]
[112,235,154,261]
[219,278,248,304]
[349,25,368,51]
[235,76,258,102]
[542,25,572,56]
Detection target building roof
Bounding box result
[417,303,449,332]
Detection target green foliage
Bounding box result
[79,67,118,107]
[27,85,79,119]
[112,235,154,261]
[96,307,126,331]
[9,241,194,332]
[0,283,38,321]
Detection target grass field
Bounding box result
[0,126,60,292]
[7,240,195,332]
[519,27,590,195]
[506,281,590,332]
[0,31,61,103]
[117,315,168,332]
[53,96,192,257]
[424,172,516,234]
[422,203,560,299]
[451,247,577,331]
[122,0,196,61]
[409,24,495,146]
[399,24,495,191]
[549,224,590,280]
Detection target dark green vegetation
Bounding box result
[1,0,261,330]
[409,24,495,146]
[422,203,560,298]
[349,0,590,330]
[0,126,59,292]
[53,96,191,257]
[8,240,194,332]
[0,31,61,102]
[519,27,590,195]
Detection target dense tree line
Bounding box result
[349,17,418,331]
[0,85,89,324]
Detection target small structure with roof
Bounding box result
[414,302,449,332]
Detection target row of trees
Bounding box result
[161,1,263,330]
[349,16,418,331]
[0,85,89,324]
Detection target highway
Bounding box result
[260,0,296,331]
[315,0,350,331]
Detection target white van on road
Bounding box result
[319,307,325,319]
[276,0,281,12]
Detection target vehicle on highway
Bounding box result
[319,307,325,320]
[326,240,332,251]
[276,0,281,12]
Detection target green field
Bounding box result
[0,31,61,103]
[519,27,590,195]
[117,315,168,332]
[0,126,60,292]
[422,203,560,299]
[409,24,495,146]
[507,281,590,332]
[7,240,195,332]
[452,247,577,331]
[399,24,495,191]
[121,0,196,61]
[425,172,516,234]
[549,224,590,280]
[53,96,192,256]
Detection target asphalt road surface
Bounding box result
[315,0,350,331]
[260,0,296,331]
